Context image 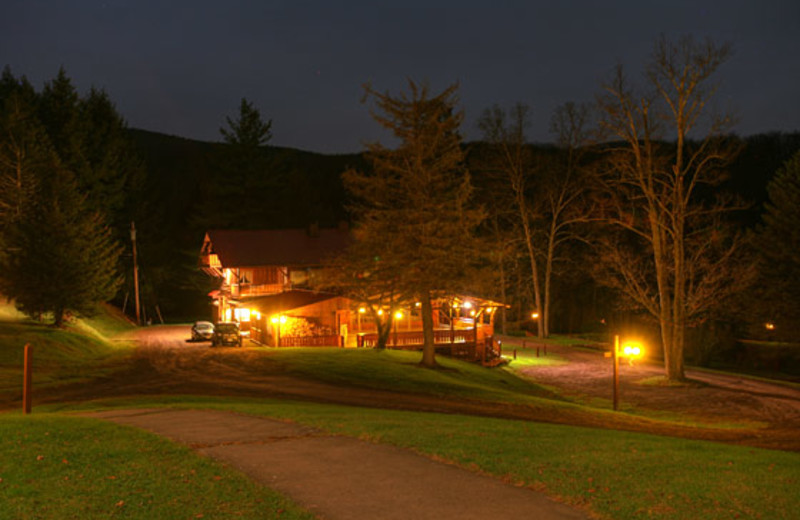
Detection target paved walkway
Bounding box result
[86,409,588,520]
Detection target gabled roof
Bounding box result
[205,228,350,267]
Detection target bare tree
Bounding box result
[478,103,593,337]
[478,104,545,337]
[539,102,595,336]
[595,35,751,381]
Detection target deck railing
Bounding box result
[280,335,342,347]
[355,330,500,365]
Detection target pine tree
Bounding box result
[207,97,279,228]
[344,80,484,367]
[38,69,142,228]
[0,168,123,326]
[752,151,800,334]
[0,84,48,232]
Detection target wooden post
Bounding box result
[513,348,517,360]
[536,346,540,357]
[544,344,547,356]
[23,344,32,415]
[131,222,141,325]
[613,334,620,411]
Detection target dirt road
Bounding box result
[30,325,800,451]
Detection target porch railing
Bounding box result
[280,335,342,347]
[356,330,500,364]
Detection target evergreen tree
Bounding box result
[343,80,484,367]
[0,84,48,232]
[208,97,279,228]
[752,151,800,335]
[38,68,142,228]
[0,168,123,326]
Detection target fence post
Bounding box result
[23,344,32,415]
[513,348,517,360]
[536,346,540,358]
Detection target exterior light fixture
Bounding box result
[358,307,366,314]
[394,310,403,320]
[531,312,540,320]
[622,342,643,357]
[765,322,776,331]
[377,309,384,316]
[463,301,472,309]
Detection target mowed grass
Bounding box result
[0,320,133,393]
[255,346,574,404]
[43,396,800,520]
[0,414,314,520]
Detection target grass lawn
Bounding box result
[36,396,800,520]
[0,414,314,520]
[0,320,133,394]
[253,346,583,407]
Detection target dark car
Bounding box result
[191,321,215,341]
[212,321,242,347]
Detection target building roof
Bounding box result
[205,227,350,267]
[243,290,343,315]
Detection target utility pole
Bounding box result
[131,221,141,325]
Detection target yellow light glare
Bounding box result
[531,312,539,320]
[463,301,472,309]
[394,311,403,320]
[358,307,366,314]
[279,315,287,324]
[377,309,384,316]
[270,316,279,324]
[621,341,644,357]
[765,322,776,330]
[469,310,476,317]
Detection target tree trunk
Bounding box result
[420,291,437,367]
[525,232,544,338]
[543,221,558,338]
[53,306,65,328]
[375,313,390,349]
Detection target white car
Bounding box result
[191,321,215,341]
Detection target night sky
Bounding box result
[2,0,798,153]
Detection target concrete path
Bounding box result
[86,409,588,520]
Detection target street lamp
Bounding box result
[612,335,645,411]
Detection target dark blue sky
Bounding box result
[2,0,798,153]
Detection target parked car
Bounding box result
[212,321,243,347]
[191,321,215,341]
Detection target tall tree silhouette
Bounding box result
[343,80,484,367]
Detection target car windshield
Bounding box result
[216,323,239,333]
[195,322,213,330]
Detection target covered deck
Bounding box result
[349,297,506,366]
